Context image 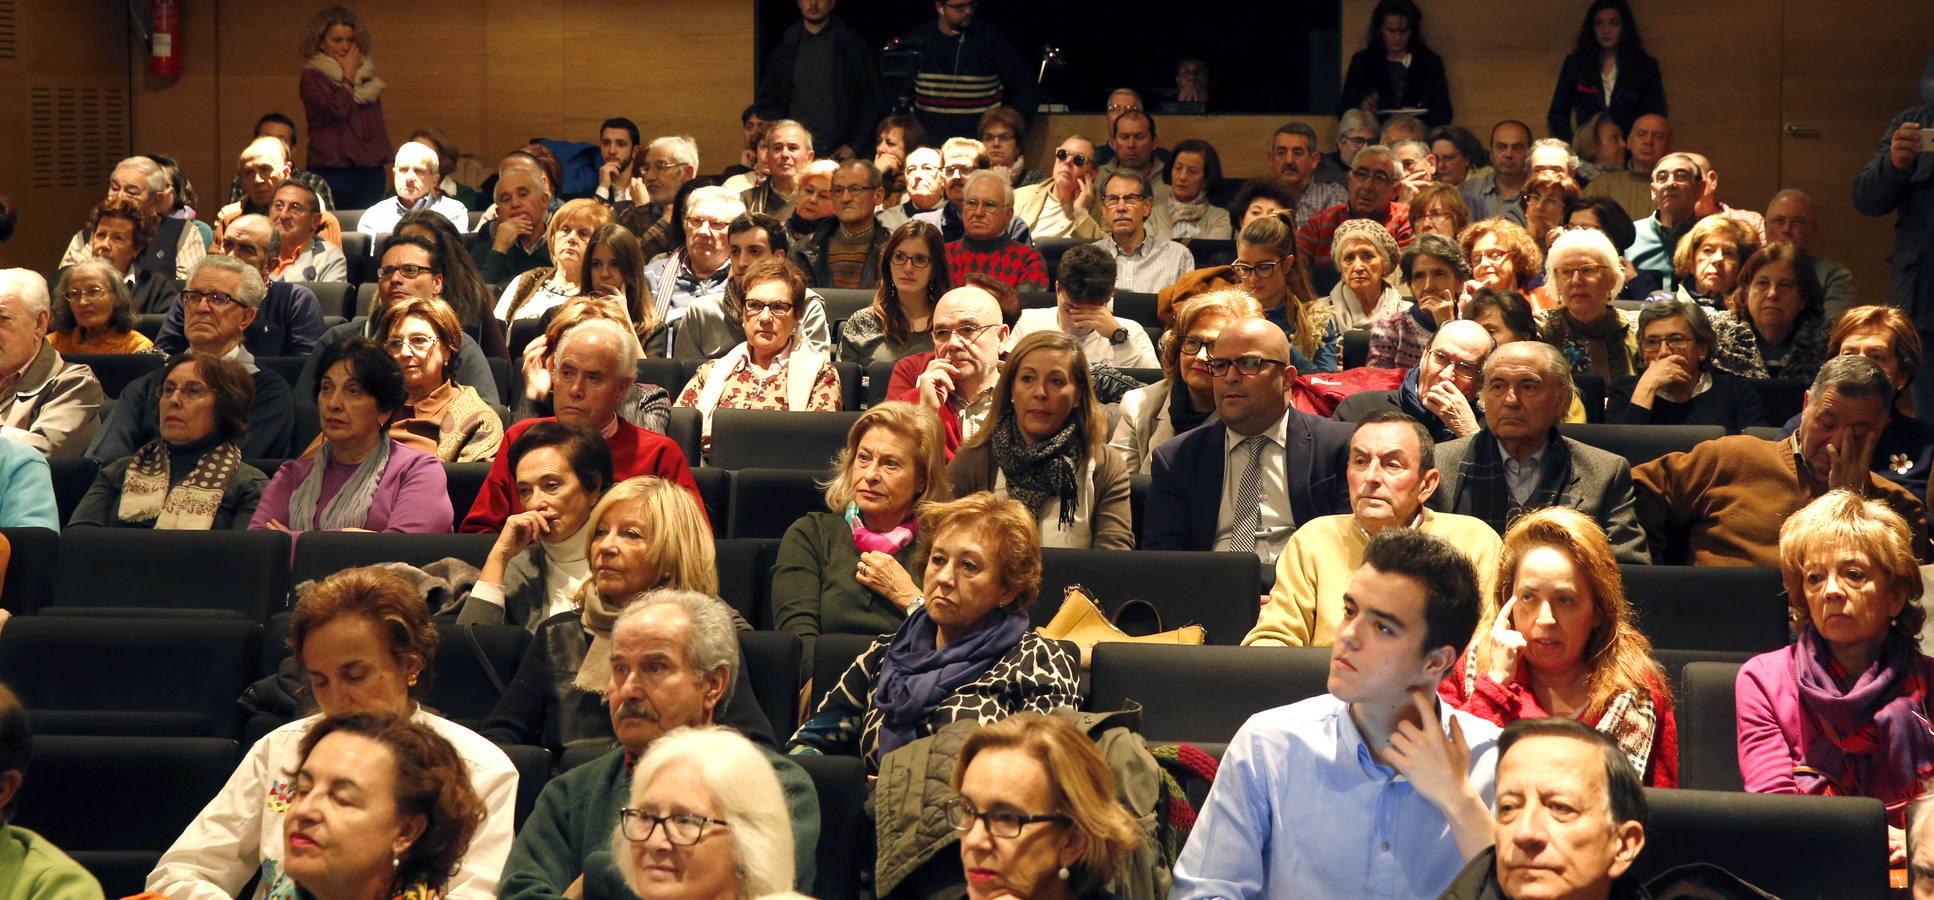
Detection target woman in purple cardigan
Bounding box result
[252,338,451,534]
[1736,489,1934,866]
[297,7,392,209]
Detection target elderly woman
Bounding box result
[1520,171,1582,250]
[495,198,613,326]
[773,401,952,674]
[378,297,503,463]
[1327,219,1408,332]
[515,297,671,433]
[613,727,798,900]
[297,6,391,207]
[1459,218,1543,309]
[1441,506,1678,787]
[253,338,452,534]
[1410,181,1469,241]
[1236,212,1338,372]
[977,107,1042,189]
[1673,215,1760,307]
[787,491,1080,772]
[70,353,266,529]
[1231,178,1299,230]
[839,220,951,366]
[146,567,516,900]
[1537,227,1640,384]
[582,223,665,356]
[1710,242,1831,383]
[785,159,840,244]
[269,180,347,283]
[952,331,1133,550]
[457,421,612,631]
[1111,290,1261,474]
[1607,299,1768,432]
[1367,234,1472,369]
[951,714,1143,900]
[80,196,178,315]
[1166,139,1232,240]
[1738,490,1934,863]
[49,258,152,354]
[674,259,840,452]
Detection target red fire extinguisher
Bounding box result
[151,0,181,77]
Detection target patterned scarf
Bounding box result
[846,501,917,554]
[1166,195,1210,238]
[1457,427,1574,532]
[874,608,1028,756]
[286,438,392,531]
[1545,307,1635,382]
[1792,626,1934,808]
[990,408,1082,528]
[115,437,241,530]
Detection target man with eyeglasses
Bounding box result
[56,156,208,283]
[0,269,102,459]
[209,136,343,252]
[1090,171,1195,293]
[754,0,880,165]
[1094,110,1171,209]
[914,137,1032,244]
[1012,136,1104,240]
[1268,123,1349,232]
[1337,319,1495,443]
[788,160,889,290]
[88,256,294,463]
[1460,120,1534,224]
[741,120,816,220]
[498,590,819,900]
[1765,189,1855,320]
[1583,113,1670,222]
[155,214,326,358]
[1010,243,1156,368]
[1298,145,1414,269]
[266,180,347,283]
[1145,318,1354,560]
[944,171,1049,292]
[901,0,1036,141]
[1624,151,1706,295]
[357,139,470,235]
[890,285,1010,456]
[1317,108,1380,187]
[643,186,745,328]
[1391,139,1437,204]
[615,135,700,264]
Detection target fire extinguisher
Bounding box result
[151,0,181,77]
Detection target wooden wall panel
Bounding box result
[0,2,129,269]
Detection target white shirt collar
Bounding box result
[1223,408,1290,455]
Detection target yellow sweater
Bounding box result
[1244,510,1503,648]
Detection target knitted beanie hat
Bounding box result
[1333,218,1400,267]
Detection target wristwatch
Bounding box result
[906,595,926,617]
[1109,327,1129,345]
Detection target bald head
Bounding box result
[393,141,441,205]
[1422,319,1495,399]
[934,285,1002,325]
[238,137,293,208]
[1220,317,1291,359]
[221,214,275,276]
[1211,318,1293,436]
[931,286,1007,390]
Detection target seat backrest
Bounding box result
[0,526,57,614]
[443,462,493,529]
[809,632,884,713]
[1743,425,1784,442]
[1188,238,1236,268]
[740,630,803,738]
[1562,422,1723,468]
[1088,643,1330,746]
[1035,549,1261,645]
[1114,291,1161,329]
[64,353,165,399]
[47,458,97,528]
[499,743,553,832]
[340,232,373,286]
[816,288,874,324]
[833,361,864,412]
[1747,377,1808,426]
[53,529,291,620]
[14,735,240,852]
[431,622,532,726]
[290,531,498,588]
[1677,661,1745,791]
[1650,648,1753,699]
[1618,565,1787,653]
[1630,788,1888,899]
[715,538,778,624]
[664,408,704,470]
[301,281,356,318]
[710,410,862,471]
[356,281,379,318]
[255,356,308,389]
[1342,329,1370,369]
[334,208,365,232]
[1034,238,1087,282]
[866,360,897,407]
[690,466,731,537]
[637,358,684,392]
[0,616,262,739]
[1574,371,1608,423]
[727,468,826,540]
[793,753,872,900]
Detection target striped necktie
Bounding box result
[1229,435,1268,553]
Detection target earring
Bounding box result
[392,853,401,870]
[1057,866,1070,881]
[407,675,418,686]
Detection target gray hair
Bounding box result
[1351,145,1400,177]
[1810,354,1895,410]
[1380,113,1427,141]
[1101,168,1152,198]
[686,185,747,224]
[614,727,794,898]
[0,269,51,318]
[113,156,168,194]
[557,316,642,378]
[186,254,267,309]
[764,119,815,155]
[647,134,700,172]
[612,589,739,709]
[1482,339,1575,406]
[963,168,1014,208]
[53,259,133,323]
[1544,227,1627,297]
[1392,138,1432,159]
[1337,108,1379,144]
[1635,299,1717,361]
[1530,137,1580,172]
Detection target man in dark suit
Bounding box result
[1145,318,1353,561]
[1427,340,1650,564]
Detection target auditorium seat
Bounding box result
[689,466,730,537]
[501,743,553,831]
[0,526,57,614]
[710,409,862,471]
[1087,643,1329,753]
[1618,565,1786,653]
[809,632,883,713]
[1650,648,1754,697]
[508,316,544,360]
[340,232,373,286]
[815,288,873,325]
[727,468,824,540]
[1574,372,1607,423]
[740,630,803,738]
[866,360,897,407]
[794,753,872,900]
[715,538,777,624]
[1035,549,1262,646]
[444,462,491,528]
[255,356,307,390]
[1342,329,1369,369]
[1743,425,1784,442]
[51,529,291,620]
[65,352,165,399]
[300,281,356,318]
[1746,377,1808,427]
[48,457,97,527]
[1187,239,1236,268]
[664,407,703,467]
[1128,475,1149,547]
[1562,422,1722,468]
[1114,291,1161,329]
[0,616,261,739]
[429,623,532,727]
[1630,789,1887,899]
[355,281,379,318]
[333,208,365,232]
[290,531,497,589]
[135,313,164,340]
[637,358,684,393]
[1034,238,1087,281]
[833,360,864,412]
[1678,661,1745,792]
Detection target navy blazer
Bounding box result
[1143,408,1354,552]
[1545,52,1667,141]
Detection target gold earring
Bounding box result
[407,675,418,686]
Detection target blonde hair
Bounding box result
[821,401,952,512]
[1159,290,1263,379]
[964,330,1108,461]
[1671,214,1760,283]
[1780,490,1926,639]
[613,727,794,900]
[299,6,370,57]
[953,713,1142,895]
[580,476,717,598]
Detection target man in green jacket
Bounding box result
[497,590,819,900]
[0,683,105,900]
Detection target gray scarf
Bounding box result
[286,438,392,530]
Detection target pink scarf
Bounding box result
[846,502,916,554]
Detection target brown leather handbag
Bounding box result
[1035,584,1206,668]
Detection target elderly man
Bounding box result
[357,140,470,234]
[1013,135,1104,239]
[1528,138,1578,182]
[643,185,743,327]
[1765,189,1855,320]
[267,180,346,283]
[914,137,1031,244]
[474,155,556,285]
[87,256,292,462]
[788,159,888,290]
[1010,243,1157,368]
[1299,145,1414,268]
[1095,110,1169,205]
[742,119,814,219]
[756,0,879,162]
[211,137,341,249]
[944,171,1049,291]
[1093,171,1195,293]
[497,590,819,900]
[1461,121,1534,223]
[1441,718,1649,900]
[1316,108,1380,185]
[1633,354,1925,566]
[1625,151,1704,295]
[0,682,106,900]
[901,0,1035,141]
[1585,113,1670,222]
[1426,341,1648,562]
[1145,318,1354,561]
[156,214,325,358]
[1268,123,1349,230]
[0,270,102,459]
[1246,411,1501,648]
[1391,138,1437,204]
[1336,319,1493,442]
[615,135,699,264]
[463,317,700,532]
[888,285,1009,455]
[57,156,207,281]
[224,115,334,209]
[881,146,946,230]
[295,234,497,403]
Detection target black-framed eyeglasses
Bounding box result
[932,322,994,345]
[890,251,932,269]
[379,264,440,281]
[1428,348,1482,380]
[1229,260,1283,280]
[743,300,795,318]
[1102,193,1148,207]
[943,798,1070,839]
[1054,148,1090,168]
[618,809,729,846]
[1206,356,1288,377]
[1179,335,1217,356]
[180,290,240,310]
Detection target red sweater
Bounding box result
[1438,650,1680,788]
[889,352,965,458]
[460,418,702,533]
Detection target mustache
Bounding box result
[615,699,659,722]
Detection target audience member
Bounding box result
[0,683,105,899]
[1235,212,1336,371]
[579,223,665,355]
[0,268,102,461]
[729,105,771,181]
[1626,151,1703,294]
[393,209,504,352]
[475,155,557,285]
[1670,214,1758,307]
[297,7,391,208]
[742,120,814,220]
[1265,123,1349,230]
[1010,244,1157,369]
[1325,218,1408,332]
[267,180,346,283]
[787,491,1078,770]
[1427,341,1649,563]
[1301,145,1414,269]
[789,159,889,290]
[75,196,179,315]
[0,435,57,530]
[1013,136,1103,240]
[902,0,1035,141]
[1410,181,1470,241]
[1165,138,1231,240]
[156,214,325,358]
[592,116,641,205]
[1460,217,1543,305]
[890,285,1008,456]
[787,158,841,245]
[1606,299,1769,432]
[1853,102,1934,415]
[1428,125,1487,188]
[1790,306,1934,531]
[978,106,1042,188]
[1247,412,1500,647]
[1765,189,1856,320]
[918,137,1030,244]
[1710,242,1831,383]
[1096,110,1170,206]
[873,114,925,207]
[1367,233,1471,369]
[57,156,206,282]
[146,566,516,900]
[1462,287,1540,347]
[1634,354,1924,566]
[672,213,833,360]
[212,137,342,254]
[1682,151,1766,240]
[1230,176,1291,231]
[69,353,265,530]
[1583,114,1669,223]
[1564,195,1639,287]
[1173,528,1499,898]
[1382,114,1429,147]
[1344,319,1494,443]
[1110,290,1259,474]
[615,135,699,265]
[1547,0,1667,141]
[946,171,1049,291]
[48,259,152,354]
[373,297,503,463]
[1325,108,1382,183]
[1093,171,1196,293]
[1144,318,1353,560]
[1337,0,1453,126]
[951,331,1133,550]
[456,421,611,631]
[494,198,611,326]
[301,235,496,405]
[1520,170,1581,249]
[1538,227,1639,386]
[885,146,947,228]
[223,113,336,211]
[358,140,469,234]
[515,297,668,432]
[1572,112,1628,183]
[756,0,879,162]
[838,220,950,365]
[1392,138,1437,204]
[674,258,839,451]
[1462,121,1534,224]
[643,185,742,327]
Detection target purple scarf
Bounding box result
[872,608,1028,756]
[1792,626,1934,811]
[845,502,917,554]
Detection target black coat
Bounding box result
[1335,46,1453,126]
[1547,51,1668,140]
[755,15,883,157]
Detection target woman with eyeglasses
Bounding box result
[78,196,180,316]
[838,220,952,366]
[1234,212,1338,372]
[48,258,153,354]
[1606,299,1768,432]
[674,259,839,456]
[376,296,503,462]
[1519,171,1581,251]
[1671,215,1760,310]
[1408,182,1468,241]
[1458,218,1542,309]
[979,107,1045,189]
[612,727,798,900]
[1111,290,1261,474]
[1535,227,1639,384]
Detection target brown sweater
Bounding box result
[1632,434,1927,566]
